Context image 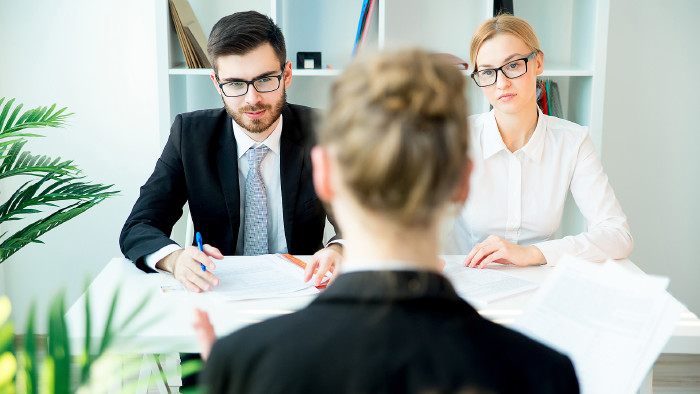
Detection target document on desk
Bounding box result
[513,255,684,394]
[442,263,539,305]
[200,255,319,301]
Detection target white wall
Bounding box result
[0,1,161,331]
[1,0,698,332]
[602,0,700,315]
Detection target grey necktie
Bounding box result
[243,145,270,255]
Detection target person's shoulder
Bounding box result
[175,108,228,131]
[215,309,309,353]
[544,114,588,143]
[179,107,227,121]
[467,111,489,128]
[282,103,320,145]
[172,108,228,141]
[482,319,574,368]
[285,103,319,123]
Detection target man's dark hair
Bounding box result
[207,11,286,74]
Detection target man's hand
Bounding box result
[304,243,343,286]
[193,308,217,361]
[156,245,224,292]
[464,235,545,269]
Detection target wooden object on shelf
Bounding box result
[169,0,211,69]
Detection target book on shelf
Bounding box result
[537,79,562,118]
[352,0,377,57]
[169,0,211,69]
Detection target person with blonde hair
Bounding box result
[447,14,633,268]
[193,48,579,393]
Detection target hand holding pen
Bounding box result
[197,232,206,271]
[156,231,224,293]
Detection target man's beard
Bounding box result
[225,90,287,133]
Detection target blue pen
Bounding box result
[196,232,206,271]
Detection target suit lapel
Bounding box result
[215,116,241,247]
[279,105,303,249]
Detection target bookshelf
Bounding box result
[155,0,611,237]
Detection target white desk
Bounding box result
[65,257,700,392]
[66,257,700,355]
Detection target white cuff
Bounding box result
[326,239,345,248]
[145,244,182,272]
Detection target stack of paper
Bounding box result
[169,0,211,68]
[204,255,319,301]
[513,255,684,394]
[441,257,540,305]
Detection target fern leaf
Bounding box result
[0,98,15,131]
[0,199,103,262]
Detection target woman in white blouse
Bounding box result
[445,14,633,267]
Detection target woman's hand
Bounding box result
[193,308,217,361]
[464,235,545,268]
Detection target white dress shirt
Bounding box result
[444,109,633,265]
[144,116,287,270]
[232,116,287,255]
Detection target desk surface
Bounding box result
[65,257,700,355]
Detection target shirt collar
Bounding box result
[481,110,506,160]
[232,115,283,159]
[481,107,546,163]
[341,259,439,274]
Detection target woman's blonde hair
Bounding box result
[320,48,469,227]
[469,14,541,71]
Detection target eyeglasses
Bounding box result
[471,52,537,87]
[216,70,285,97]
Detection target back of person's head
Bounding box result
[207,10,286,73]
[469,14,541,71]
[320,48,469,227]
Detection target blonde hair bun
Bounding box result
[321,48,469,226]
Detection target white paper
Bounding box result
[513,255,684,394]
[442,260,539,305]
[197,255,318,301]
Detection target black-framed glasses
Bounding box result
[471,52,537,87]
[216,70,285,97]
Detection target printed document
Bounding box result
[203,255,318,301]
[513,255,684,394]
[441,256,539,305]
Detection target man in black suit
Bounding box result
[120,11,341,292]
[194,49,579,393]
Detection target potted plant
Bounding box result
[0,99,200,392]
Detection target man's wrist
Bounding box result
[156,249,183,273]
[326,242,343,254]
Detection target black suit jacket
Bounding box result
[204,271,580,394]
[119,104,331,272]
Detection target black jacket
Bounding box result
[119,104,332,272]
[204,270,580,394]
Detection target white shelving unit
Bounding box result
[155,0,610,237]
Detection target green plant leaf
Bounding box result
[0,98,116,265]
[0,198,108,262]
[0,98,16,131]
[23,303,38,394]
[0,320,13,355]
[80,278,91,385]
[0,99,69,136]
[97,287,119,357]
[39,354,54,394]
[0,351,17,389]
[47,292,70,394]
